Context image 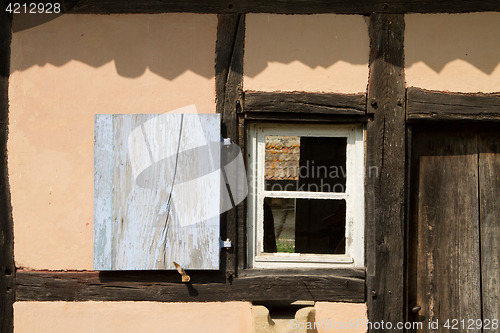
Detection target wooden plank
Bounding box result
[407,87,500,122]
[0,4,14,333]
[216,14,242,278]
[404,125,412,324]
[93,115,114,270]
[244,113,366,123]
[63,0,500,14]
[244,92,366,115]
[94,113,221,270]
[216,14,246,272]
[237,111,247,272]
[365,13,406,332]
[478,124,500,325]
[15,269,365,302]
[410,124,481,333]
[238,268,366,279]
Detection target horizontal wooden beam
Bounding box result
[15,269,365,302]
[244,92,366,114]
[63,0,500,14]
[243,92,367,122]
[407,87,500,122]
[244,113,367,123]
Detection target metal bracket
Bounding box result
[220,238,232,249]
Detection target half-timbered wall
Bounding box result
[8,13,369,332]
[3,6,500,333]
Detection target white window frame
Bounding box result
[247,123,365,268]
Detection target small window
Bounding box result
[247,124,364,268]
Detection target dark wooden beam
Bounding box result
[244,113,367,123]
[16,269,365,302]
[244,91,366,115]
[0,2,14,333]
[216,14,246,274]
[63,0,500,14]
[366,13,406,332]
[407,87,500,122]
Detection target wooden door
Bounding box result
[408,124,500,332]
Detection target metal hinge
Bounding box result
[220,238,232,249]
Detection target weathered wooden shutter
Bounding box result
[93,109,222,270]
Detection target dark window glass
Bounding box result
[264,136,347,193]
[263,197,346,255]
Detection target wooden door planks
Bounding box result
[366,13,406,332]
[478,124,500,324]
[411,124,482,333]
[0,4,14,333]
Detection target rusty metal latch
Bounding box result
[173,261,190,283]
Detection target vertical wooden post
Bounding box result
[366,13,406,332]
[216,14,245,277]
[0,1,14,332]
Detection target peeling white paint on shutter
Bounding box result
[94,112,221,270]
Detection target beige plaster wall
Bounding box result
[405,12,500,93]
[14,302,253,333]
[14,301,367,333]
[244,14,369,93]
[9,13,217,270]
[315,302,367,332]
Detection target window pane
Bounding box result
[264,136,347,192]
[263,197,346,254]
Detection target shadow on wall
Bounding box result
[11,14,217,80]
[405,12,500,75]
[244,14,370,78]
[12,13,500,80]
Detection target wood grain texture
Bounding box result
[62,0,500,14]
[478,124,500,325]
[410,124,481,332]
[244,113,366,123]
[216,14,240,278]
[94,113,221,270]
[407,87,500,122]
[404,124,412,324]
[15,269,365,302]
[244,92,366,115]
[0,3,14,333]
[237,112,247,271]
[216,14,246,273]
[365,13,406,332]
[94,115,114,270]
